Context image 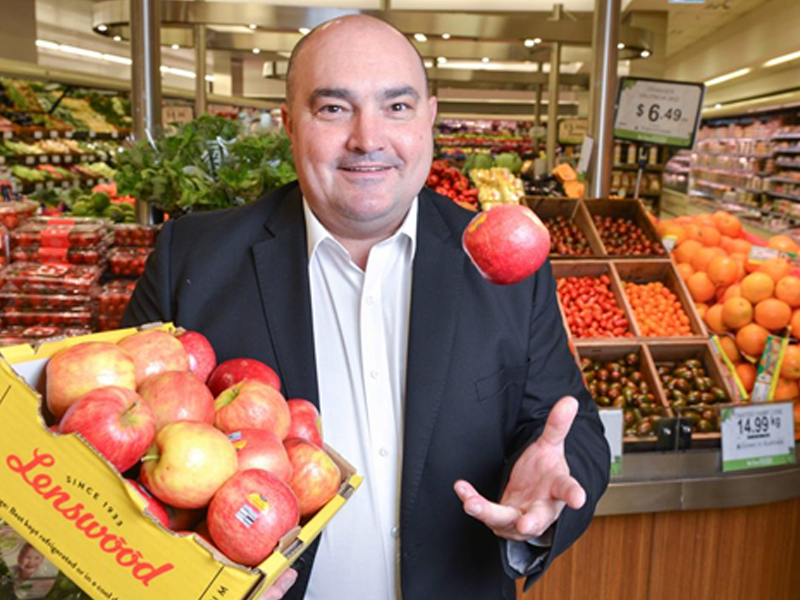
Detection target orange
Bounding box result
[675,263,694,283]
[683,224,701,242]
[780,345,800,380]
[694,214,716,228]
[736,323,770,358]
[754,298,792,331]
[695,302,709,319]
[773,378,800,401]
[740,272,775,304]
[704,304,726,334]
[686,272,716,303]
[757,257,791,283]
[657,222,687,247]
[727,238,753,256]
[729,254,748,282]
[722,284,742,302]
[718,336,740,363]
[713,211,744,238]
[792,308,800,334]
[696,225,722,247]
[775,275,800,308]
[691,247,725,273]
[736,363,757,393]
[674,239,703,265]
[722,297,753,329]
[707,256,739,287]
[767,234,800,255]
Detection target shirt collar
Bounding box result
[303,196,419,262]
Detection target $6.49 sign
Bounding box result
[636,104,683,123]
[721,402,796,472]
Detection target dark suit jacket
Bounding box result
[122,182,610,600]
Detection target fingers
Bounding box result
[517,499,562,537]
[454,480,519,530]
[539,396,579,448]
[258,568,298,600]
[553,474,586,510]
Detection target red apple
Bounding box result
[228,429,292,482]
[59,386,155,472]
[175,329,217,383]
[284,439,341,518]
[462,204,551,285]
[137,371,215,431]
[140,421,237,509]
[214,380,291,438]
[118,330,190,386]
[208,358,281,397]
[207,469,299,566]
[46,341,137,419]
[126,479,170,528]
[286,399,323,446]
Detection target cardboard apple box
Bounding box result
[0,323,362,600]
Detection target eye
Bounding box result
[318,105,343,114]
[390,102,411,112]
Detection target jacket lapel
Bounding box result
[401,192,466,526]
[251,186,320,409]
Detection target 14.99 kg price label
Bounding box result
[721,402,796,472]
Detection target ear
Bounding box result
[281,103,294,138]
[427,95,438,127]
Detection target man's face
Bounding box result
[18,546,44,577]
[282,19,437,241]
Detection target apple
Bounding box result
[175,329,217,383]
[140,421,237,509]
[462,204,551,285]
[126,479,170,528]
[208,358,281,397]
[228,429,292,482]
[117,330,190,386]
[284,439,341,518]
[214,379,291,438]
[207,469,299,566]
[165,506,207,532]
[137,371,215,431]
[59,386,155,473]
[194,521,213,546]
[286,399,323,447]
[46,341,137,419]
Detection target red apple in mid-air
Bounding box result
[462,204,551,285]
[140,421,237,509]
[117,330,190,386]
[214,379,291,438]
[175,330,217,383]
[228,429,292,482]
[59,386,155,472]
[284,439,341,518]
[46,342,137,419]
[207,469,299,566]
[126,479,170,528]
[286,399,323,446]
[137,371,215,431]
[207,358,281,397]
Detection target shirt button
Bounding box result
[370,370,379,380]
[379,447,389,457]
[391,526,400,539]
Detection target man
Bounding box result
[123,15,609,600]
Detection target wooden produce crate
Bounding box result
[525,197,605,259]
[575,342,671,447]
[583,198,668,259]
[647,340,737,445]
[551,261,636,342]
[614,259,707,339]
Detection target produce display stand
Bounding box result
[520,196,800,600]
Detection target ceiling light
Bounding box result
[441,33,451,40]
[171,43,180,50]
[205,74,215,82]
[414,33,427,42]
[764,50,800,68]
[524,39,535,48]
[97,24,108,32]
[35,40,60,51]
[58,45,103,60]
[102,53,132,65]
[617,42,625,50]
[248,23,257,30]
[534,38,542,44]
[705,68,751,86]
[113,35,122,42]
[714,103,723,109]
[640,49,651,58]
[437,56,447,65]
[252,48,261,54]
[161,66,196,79]
[299,28,310,35]
[482,57,490,63]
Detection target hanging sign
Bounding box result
[558,119,589,145]
[613,77,705,148]
[720,402,796,472]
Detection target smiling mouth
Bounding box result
[340,166,392,173]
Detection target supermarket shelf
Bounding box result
[0,153,102,166]
[776,162,800,170]
[772,134,800,141]
[697,136,773,143]
[767,190,800,202]
[688,190,800,226]
[771,176,800,185]
[692,151,772,159]
[664,167,690,175]
[1,130,122,141]
[774,148,800,154]
[691,165,765,177]
[612,164,664,171]
[18,177,111,194]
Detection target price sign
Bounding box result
[163,105,194,125]
[558,118,588,145]
[721,402,796,472]
[599,409,623,476]
[613,77,705,148]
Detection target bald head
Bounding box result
[285,15,429,105]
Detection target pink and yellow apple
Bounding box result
[137,370,215,431]
[228,428,292,482]
[214,379,290,439]
[286,399,323,446]
[175,329,217,383]
[117,330,190,386]
[207,358,281,397]
[284,439,341,518]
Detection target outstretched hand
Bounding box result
[454,396,585,541]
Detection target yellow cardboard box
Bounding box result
[0,324,362,600]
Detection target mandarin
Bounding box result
[754,298,792,331]
[691,247,725,273]
[676,262,694,283]
[713,211,744,238]
[767,234,800,255]
[775,275,800,308]
[707,256,739,287]
[696,225,722,247]
[780,345,800,380]
[674,239,703,264]
[687,272,716,303]
[722,283,742,302]
[773,378,800,401]
[704,304,726,334]
[757,257,791,283]
[718,336,740,363]
[740,272,775,304]
[722,297,754,329]
[736,323,770,358]
[735,363,757,393]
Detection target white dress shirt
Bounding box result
[303,198,417,600]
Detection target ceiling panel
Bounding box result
[666,0,768,57]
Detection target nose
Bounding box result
[346,108,385,155]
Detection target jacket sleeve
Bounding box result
[498,259,611,588]
[121,220,176,328]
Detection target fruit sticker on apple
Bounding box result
[462,204,551,285]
